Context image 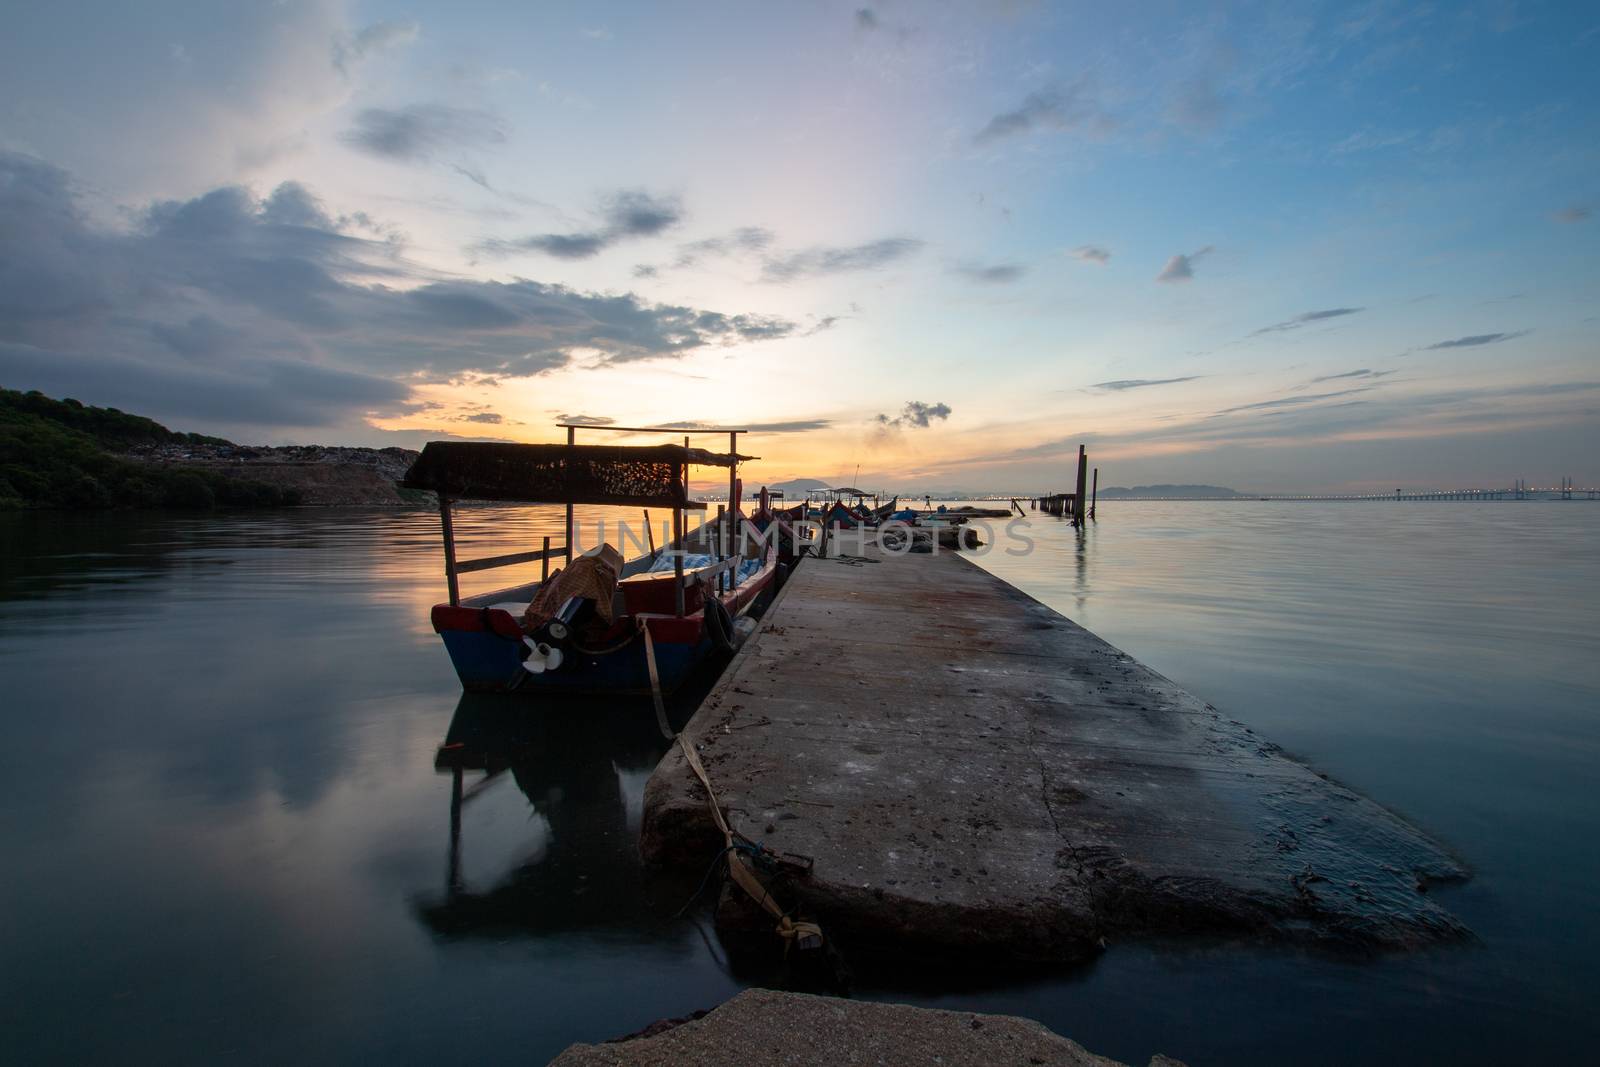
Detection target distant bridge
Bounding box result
[1098,480,1597,502]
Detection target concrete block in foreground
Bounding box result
[549,988,1184,1067]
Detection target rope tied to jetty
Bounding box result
[675,732,824,954]
[639,619,674,741]
[635,580,823,954]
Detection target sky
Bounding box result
[0,0,1595,494]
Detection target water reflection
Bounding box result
[3,502,1597,1065]
[415,695,677,940]
[0,510,224,609]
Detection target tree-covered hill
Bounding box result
[0,387,300,509]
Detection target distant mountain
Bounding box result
[1095,484,1243,498]
[765,477,832,497]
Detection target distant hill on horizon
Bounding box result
[1,386,418,509]
[1095,484,1244,498]
[765,477,832,496]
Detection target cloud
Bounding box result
[641,228,912,283]
[1252,307,1364,335]
[1090,377,1201,391]
[340,105,505,162]
[650,418,832,433]
[946,380,1600,476]
[1311,368,1394,383]
[490,232,609,260]
[334,20,420,74]
[875,400,951,428]
[557,414,615,426]
[952,261,1025,284]
[0,153,804,432]
[602,189,681,238]
[761,237,922,282]
[1156,246,1213,283]
[1215,386,1375,415]
[449,163,499,193]
[746,418,832,433]
[1330,128,1418,155]
[973,84,1113,145]
[856,8,880,31]
[1422,331,1530,350]
[1069,245,1110,264]
[0,1,357,195]
[459,411,504,424]
[474,189,683,260]
[673,226,774,268]
[1553,205,1590,223]
[0,340,411,429]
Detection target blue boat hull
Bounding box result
[439,627,712,695]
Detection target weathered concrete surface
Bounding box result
[641,544,1469,959]
[549,988,1184,1066]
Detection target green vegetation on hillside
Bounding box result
[0,388,300,510]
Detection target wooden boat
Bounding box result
[402,431,777,696]
[810,489,898,528]
[879,517,983,551]
[908,504,1013,519]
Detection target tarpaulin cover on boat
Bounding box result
[401,442,751,506]
[523,544,624,630]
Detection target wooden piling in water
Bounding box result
[1091,467,1098,520]
[1074,446,1088,527]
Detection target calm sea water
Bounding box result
[1,501,1596,1064]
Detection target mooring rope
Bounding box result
[636,582,825,954]
[674,731,824,953]
[639,618,674,741]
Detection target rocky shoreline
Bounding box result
[124,442,425,507]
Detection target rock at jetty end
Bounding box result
[549,988,1185,1067]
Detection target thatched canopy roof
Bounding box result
[401,441,751,506]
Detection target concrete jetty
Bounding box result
[640,542,1469,958]
[550,988,1186,1066]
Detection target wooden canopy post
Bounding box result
[728,430,740,591]
[438,497,461,606]
[564,425,576,561]
[715,504,727,595]
[672,461,686,616]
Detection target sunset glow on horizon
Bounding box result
[2,1,1595,494]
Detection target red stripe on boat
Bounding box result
[431,605,525,639]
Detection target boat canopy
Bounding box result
[401,441,753,507]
